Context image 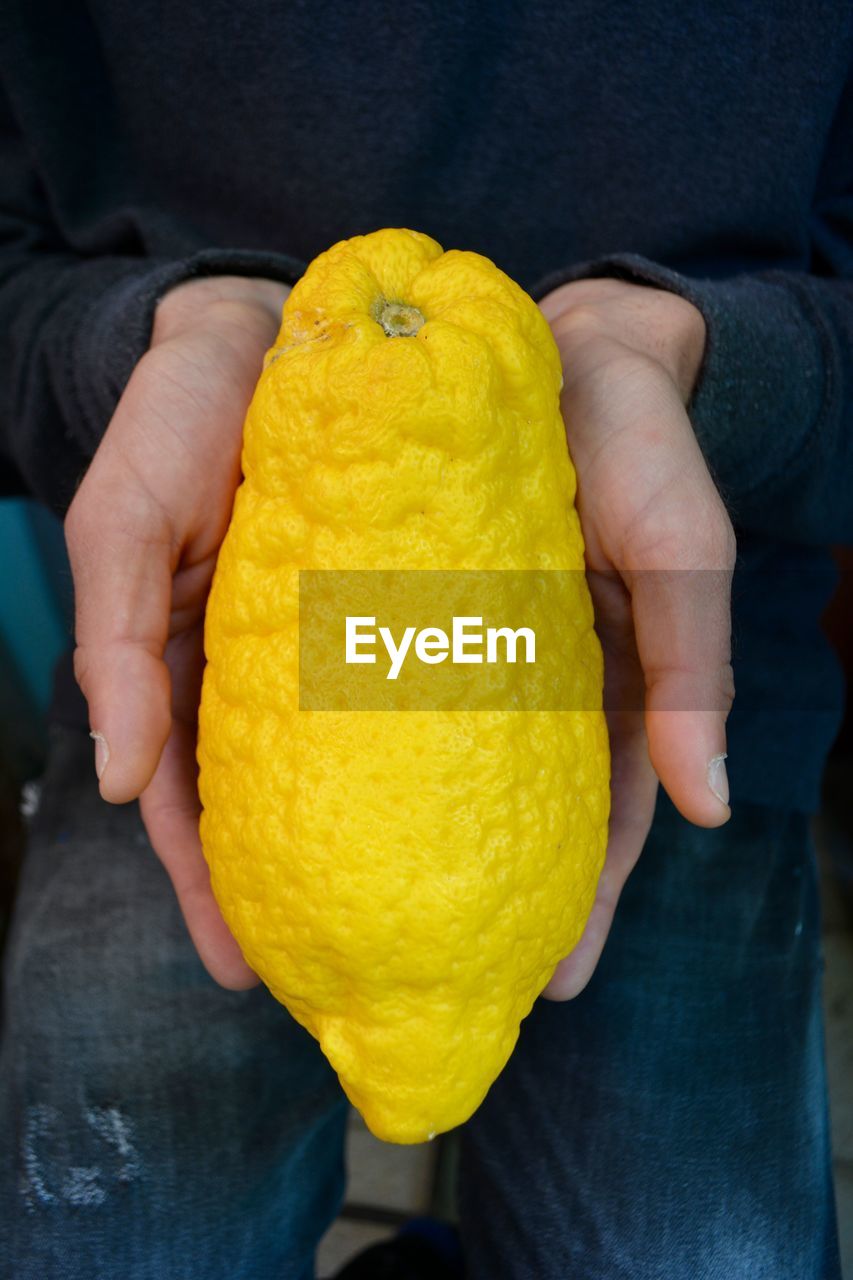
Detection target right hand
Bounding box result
[65,274,290,989]
[537,277,736,1000]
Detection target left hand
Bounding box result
[65,275,290,989]
[537,277,736,1000]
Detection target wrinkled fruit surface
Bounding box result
[197,228,610,1143]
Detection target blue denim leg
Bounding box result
[0,725,348,1280]
[459,795,841,1280]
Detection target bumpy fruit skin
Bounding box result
[197,228,610,1143]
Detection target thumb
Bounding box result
[628,562,735,827]
[65,457,174,804]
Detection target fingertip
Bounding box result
[172,868,261,991]
[90,730,110,781]
[655,776,731,829]
[215,962,262,992]
[84,649,172,803]
[707,752,730,808]
[194,926,260,990]
[676,750,731,827]
[646,710,732,830]
[169,877,261,991]
[689,793,732,829]
[541,961,589,1002]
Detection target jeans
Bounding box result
[0,726,842,1279]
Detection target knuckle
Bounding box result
[130,345,168,398]
[63,499,80,548]
[71,645,94,699]
[701,506,737,569]
[550,301,611,348]
[554,300,601,332]
[716,661,736,717]
[63,487,95,557]
[631,494,734,571]
[131,344,202,412]
[621,502,690,567]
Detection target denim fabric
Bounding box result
[459,794,842,1279]
[0,726,349,1279]
[0,727,842,1278]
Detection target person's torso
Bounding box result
[4,0,851,809]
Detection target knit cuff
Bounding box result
[70,247,307,455]
[530,253,827,518]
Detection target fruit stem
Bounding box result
[375,298,425,337]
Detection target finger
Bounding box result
[140,716,259,991]
[593,381,738,827]
[543,710,657,1000]
[66,453,174,804]
[545,574,656,1000]
[629,563,734,827]
[556,365,735,828]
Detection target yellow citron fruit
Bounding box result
[197,228,610,1144]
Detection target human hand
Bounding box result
[537,278,736,1000]
[65,275,290,989]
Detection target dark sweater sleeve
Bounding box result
[529,58,853,549]
[0,94,306,517]
[530,255,853,547]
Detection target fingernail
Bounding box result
[707,753,729,807]
[90,730,110,781]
